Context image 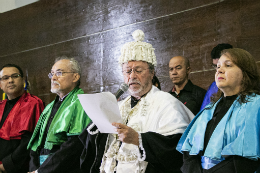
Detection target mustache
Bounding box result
[128,79,141,85]
[51,81,60,86]
[7,84,16,87]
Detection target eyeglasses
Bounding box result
[211,64,217,69]
[122,68,148,76]
[48,71,75,79]
[0,73,21,81]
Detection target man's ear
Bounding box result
[73,73,80,83]
[187,67,191,75]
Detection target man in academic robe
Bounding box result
[27,57,91,173]
[79,30,195,173]
[0,64,44,173]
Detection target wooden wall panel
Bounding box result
[0,0,260,104]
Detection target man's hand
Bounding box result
[27,171,35,173]
[112,123,139,146]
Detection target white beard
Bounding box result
[127,79,143,97]
[128,87,142,96]
[51,81,60,94]
[51,88,60,94]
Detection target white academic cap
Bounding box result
[118,29,157,66]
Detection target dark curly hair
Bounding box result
[211,48,260,104]
[211,43,233,59]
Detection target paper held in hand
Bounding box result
[78,92,123,133]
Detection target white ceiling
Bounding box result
[0,0,38,13]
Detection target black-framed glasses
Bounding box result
[48,71,75,79]
[0,73,21,81]
[122,68,148,76]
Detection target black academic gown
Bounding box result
[29,135,84,173]
[29,96,84,173]
[79,123,183,173]
[0,96,32,173]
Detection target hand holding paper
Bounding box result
[78,92,123,133]
[112,122,139,146]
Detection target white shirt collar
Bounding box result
[59,92,70,101]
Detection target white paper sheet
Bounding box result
[78,92,122,133]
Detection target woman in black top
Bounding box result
[177,48,260,173]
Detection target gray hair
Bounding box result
[55,56,81,86]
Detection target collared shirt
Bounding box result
[169,80,206,115]
[59,92,70,101]
[130,93,147,108]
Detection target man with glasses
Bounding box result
[79,30,194,173]
[27,57,91,173]
[200,43,233,110]
[169,56,206,115]
[0,64,44,173]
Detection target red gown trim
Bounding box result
[0,92,44,140]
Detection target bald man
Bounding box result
[168,56,206,115]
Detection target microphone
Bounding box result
[115,83,129,99]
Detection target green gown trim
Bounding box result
[27,87,91,151]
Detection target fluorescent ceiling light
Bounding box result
[0,0,39,13]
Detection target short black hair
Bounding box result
[211,43,233,59]
[0,64,24,77]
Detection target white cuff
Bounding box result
[35,170,38,173]
[137,133,146,161]
[87,123,99,135]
